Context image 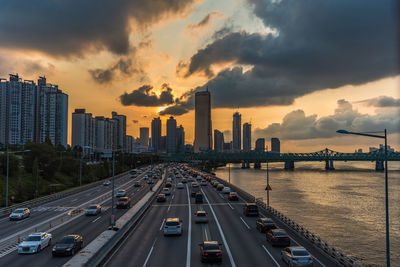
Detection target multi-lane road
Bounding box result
[104,167,339,267]
[0,165,160,267]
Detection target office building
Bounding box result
[271,137,280,153]
[140,127,149,147]
[232,112,241,151]
[223,142,232,152]
[255,138,265,152]
[151,117,161,152]
[194,90,212,152]
[166,116,177,153]
[112,111,126,150]
[243,122,251,152]
[0,74,68,146]
[176,125,185,153]
[214,129,224,151]
[160,136,167,152]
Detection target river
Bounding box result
[215,161,400,267]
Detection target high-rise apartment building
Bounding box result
[72,109,95,153]
[166,116,177,153]
[176,125,185,153]
[243,122,251,152]
[271,137,280,153]
[232,112,241,151]
[194,90,212,152]
[140,127,149,147]
[112,111,126,150]
[214,129,224,151]
[151,117,161,152]
[0,74,68,146]
[255,138,265,151]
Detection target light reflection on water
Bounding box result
[215,161,400,267]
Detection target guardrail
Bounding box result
[0,170,131,217]
[195,168,363,267]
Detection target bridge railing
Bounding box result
[197,169,363,267]
[0,170,131,217]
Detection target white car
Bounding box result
[9,208,30,221]
[222,187,231,194]
[116,190,126,197]
[177,183,184,189]
[18,232,52,254]
[103,181,110,186]
[164,218,182,236]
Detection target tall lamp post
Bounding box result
[5,149,30,207]
[266,145,270,207]
[110,148,122,229]
[337,129,390,267]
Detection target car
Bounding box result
[130,170,137,176]
[116,189,127,197]
[243,203,259,216]
[143,175,148,180]
[222,187,231,194]
[195,193,203,204]
[165,182,172,188]
[212,181,219,188]
[228,192,239,201]
[191,182,199,188]
[164,218,182,236]
[216,184,224,191]
[157,194,167,202]
[256,217,277,233]
[266,229,291,247]
[147,180,154,184]
[200,180,207,186]
[177,183,184,189]
[194,210,208,223]
[103,180,111,186]
[116,197,131,208]
[9,208,30,221]
[161,188,171,196]
[167,178,172,183]
[188,176,194,182]
[134,181,141,187]
[85,204,101,216]
[191,187,200,197]
[199,241,222,263]
[18,232,52,254]
[281,246,314,267]
[182,178,187,183]
[196,175,203,181]
[52,235,83,256]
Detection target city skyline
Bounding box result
[0,0,398,152]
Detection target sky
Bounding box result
[0,0,399,152]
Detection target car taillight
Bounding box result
[310,257,314,260]
[285,237,290,240]
[290,257,298,261]
[216,252,222,256]
[273,237,278,240]
[202,253,208,256]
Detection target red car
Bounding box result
[229,192,239,201]
[116,197,131,209]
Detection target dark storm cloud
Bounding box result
[0,0,195,57]
[171,0,398,114]
[254,100,400,140]
[358,96,400,107]
[120,83,175,107]
[159,89,194,115]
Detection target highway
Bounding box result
[0,165,161,267]
[104,166,339,267]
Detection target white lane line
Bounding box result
[167,203,171,212]
[201,188,236,267]
[262,245,280,267]
[186,184,192,267]
[227,203,234,210]
[204,228,209,241]
[159,218,165,231]
[92,216,101,223]
[240,217,250,229]
[172,195,175,200]
[219,194,224,199]
[70,198,78,202]
[143,238,157,267]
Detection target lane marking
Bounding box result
[227,203,234,210]
[70,198,78,202]
[92,216,102,223]
[167,203,171,212]
[219,194,224,199]
[202,188,236,267]
[240,217,250,229]
[204,228,209,241]
[262,245,280,267]
[159,218,165,231]
[186,184,192,267]
[142,238,157,267]
[172,195,175,200]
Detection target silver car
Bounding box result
[281,246,314,267]
[116,189,127,197]
[9,208,30,221]
[85,204,101,216]
[194,210,208,224]
[164,218,183,236]
[18,232,52,254]
[177,183,184,189]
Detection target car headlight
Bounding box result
[53,247,56,251]
[66,248,72,251]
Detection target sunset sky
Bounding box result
[0,0,398,152]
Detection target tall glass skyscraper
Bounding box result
[194,90,212,152]
[232,112,241,151]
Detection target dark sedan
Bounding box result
[266,229,291,247]
[256,217,277,233]
[199,241,222,263]
[52,235,83,256]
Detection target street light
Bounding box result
[110,148,123,229]
[5,149,30,207]
[336,129,390,267]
